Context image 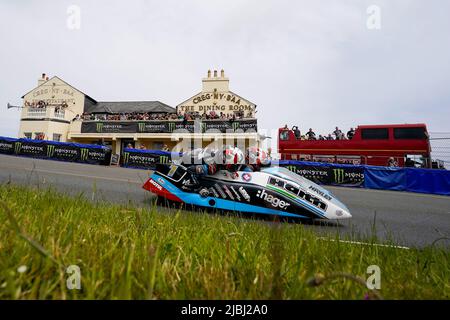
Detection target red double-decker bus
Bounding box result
[278,123,432,167]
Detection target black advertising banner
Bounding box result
[81,120,257,134]
[14,140,46,158]
[0,137,16,155]
[0,136,111,165]
[282,163,365,187]
[122,149,172,170]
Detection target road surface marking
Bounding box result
[319,237,410,250]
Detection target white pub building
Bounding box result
[17,70,259,154]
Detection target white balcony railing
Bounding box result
[54,110,65,119]
[27,108,47,117]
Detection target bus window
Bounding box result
[394,127,427,139]
[361,128,389,140]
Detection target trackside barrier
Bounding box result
[279,160,450,196]
[121,148,181,170]
[0,136,112,165]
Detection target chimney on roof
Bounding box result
[38,73,47,86]
[202,69,229,92]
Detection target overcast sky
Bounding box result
[1,0,449,146]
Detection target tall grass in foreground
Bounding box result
[0,185,448,299]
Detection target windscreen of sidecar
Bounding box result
[261,166,336,198]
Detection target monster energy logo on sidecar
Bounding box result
[46,145,55,157]
[14,142,22,154]
[80,148,89,161]
[159,155,169,164]
[286,165,298,174]
[333,169,345,184]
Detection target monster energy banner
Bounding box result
[281,162,365,187]
[0,137,16,154]
[121,148,173,170]
[0,136,111,165]
[81,120,257,133]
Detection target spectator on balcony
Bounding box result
[139,144,146,150]
[326,134,334,140]
[318,134,325,140]
[347,127,355,140]
[306,128,316,140]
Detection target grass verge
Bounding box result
[0,184,448,299]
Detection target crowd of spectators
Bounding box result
[80,112,179,121]
[25,100,68,110]
[78,110,254,122]
[282,125,356,141]
[182,110,253,121]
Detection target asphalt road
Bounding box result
[0,154,449,248]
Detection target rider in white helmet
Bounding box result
[245,146,271,171]
[183,145,245,185]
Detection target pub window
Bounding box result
[361,128,389,140]
[24,132,32,139]
[153,142,164,150]
[53,134,62,142]
[394,127,427,140]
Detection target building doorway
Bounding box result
[121,139,135,154]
